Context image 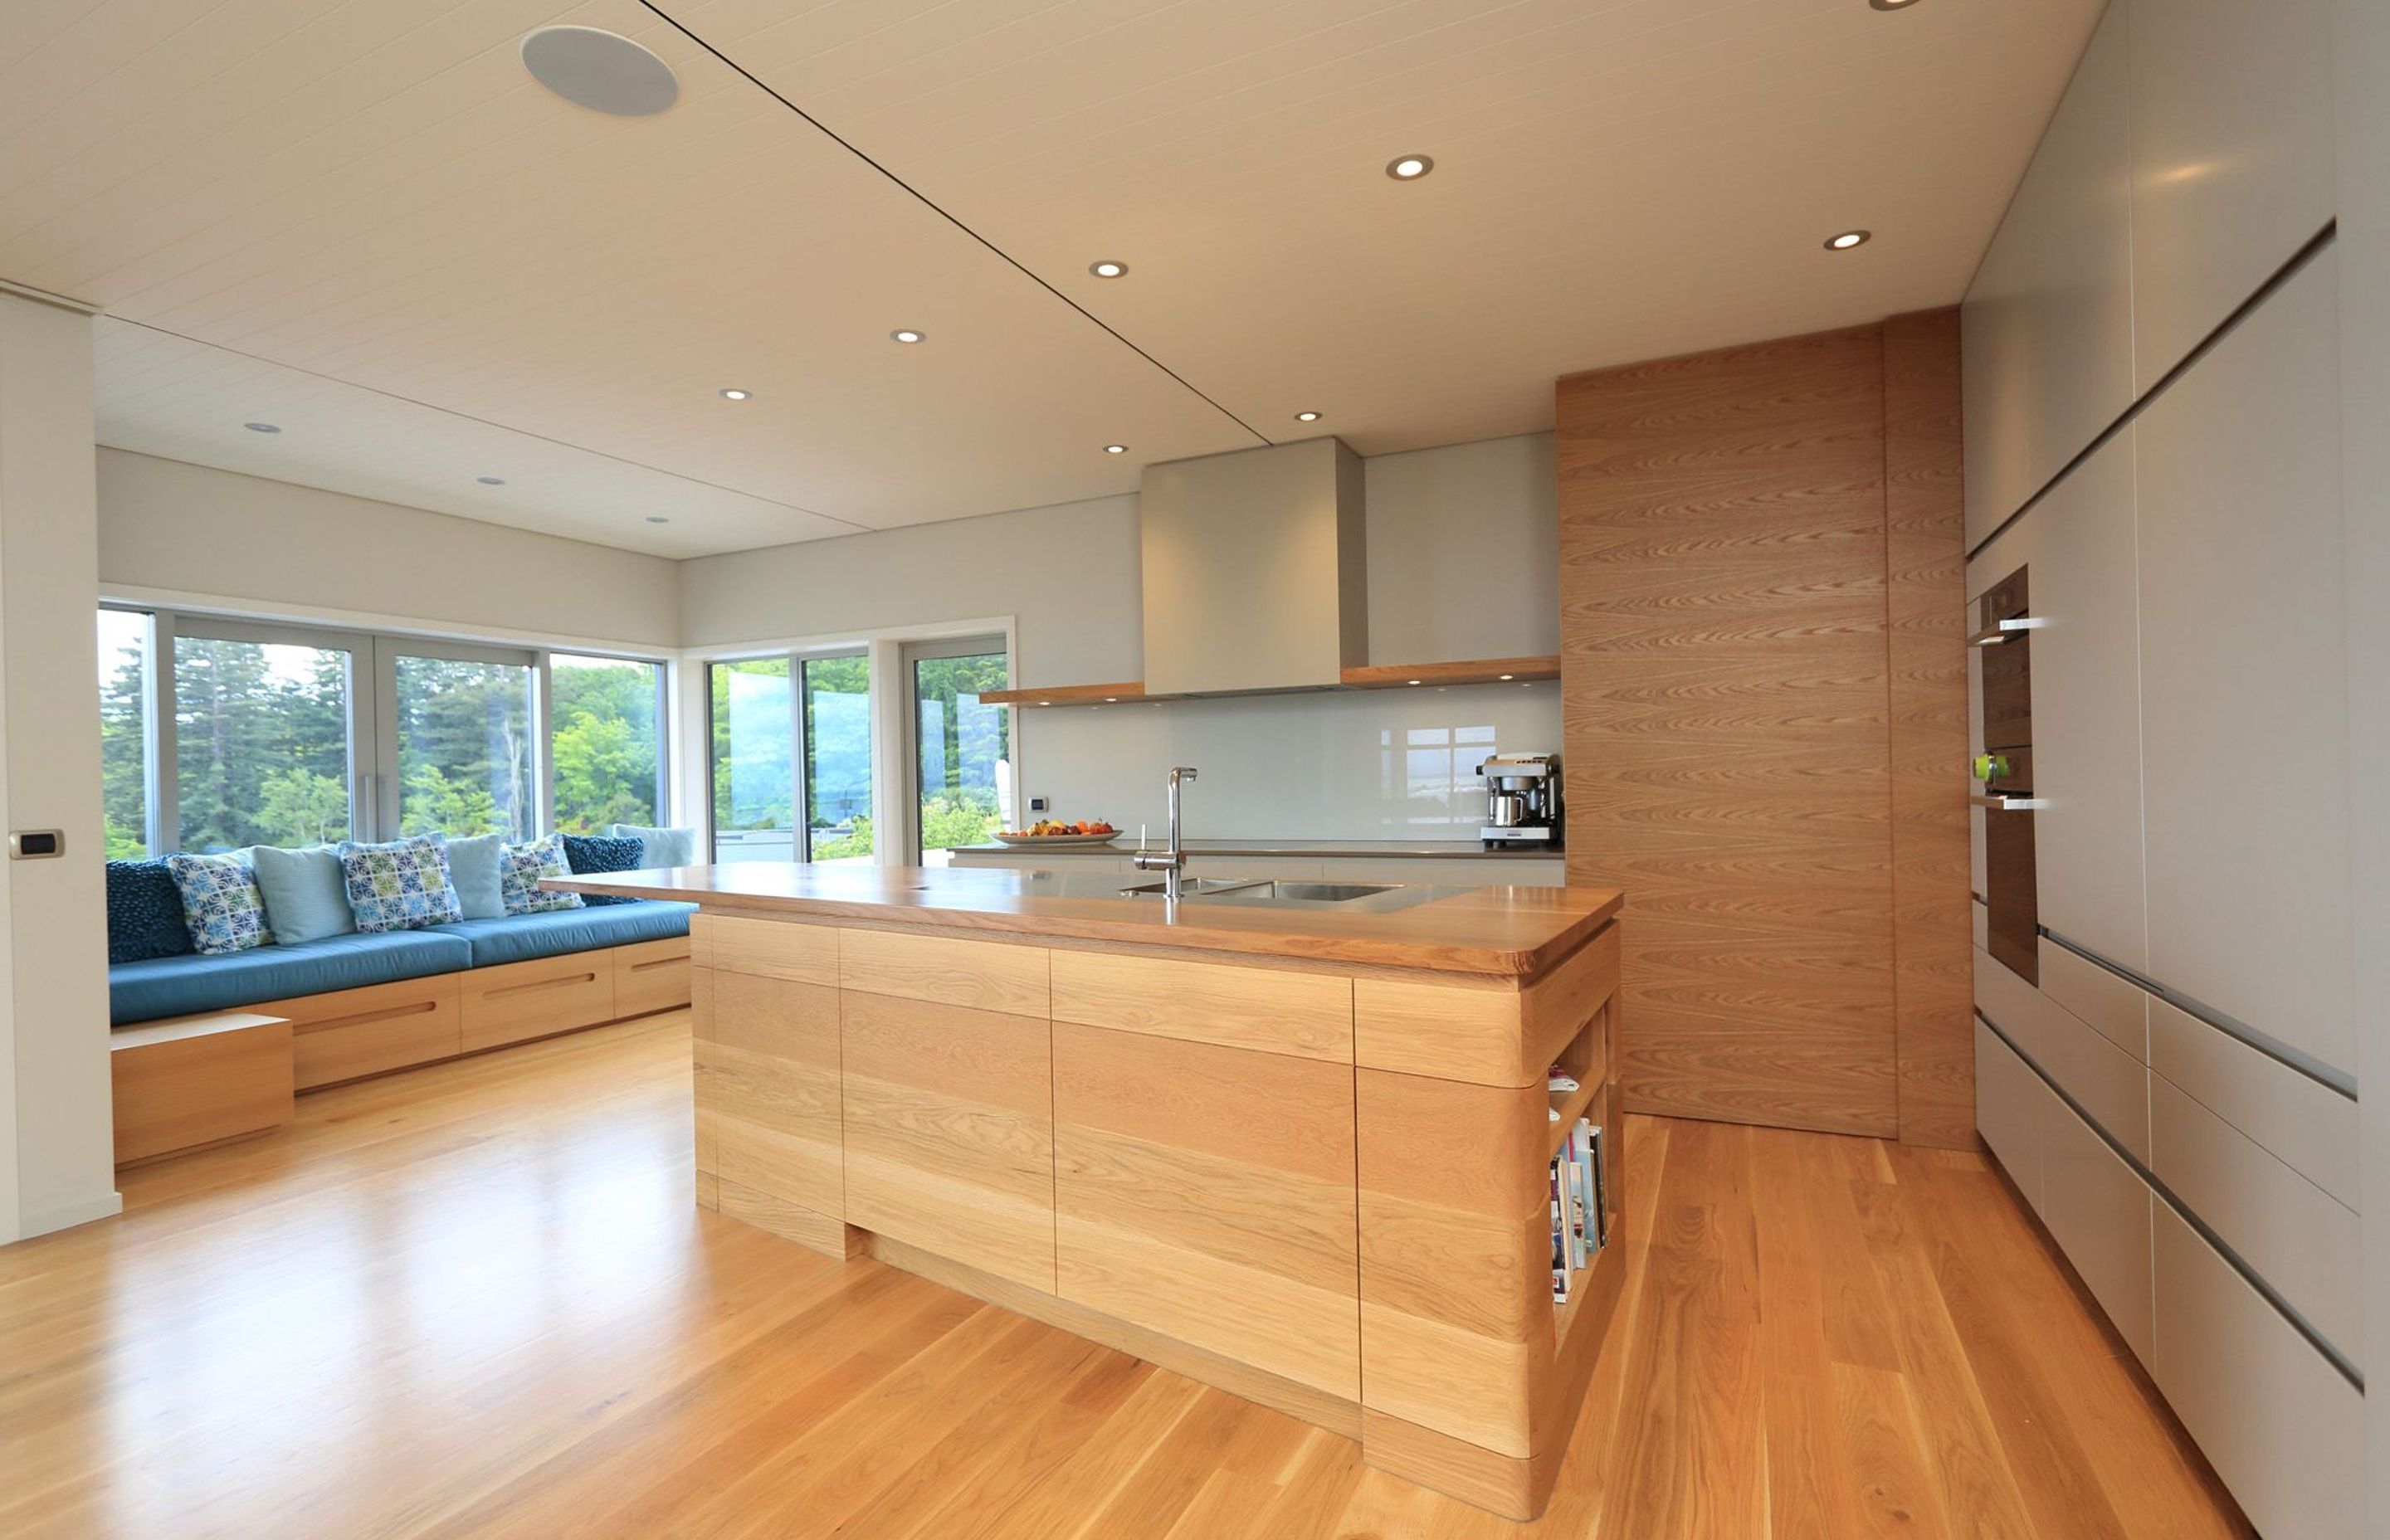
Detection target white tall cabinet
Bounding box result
[1961,2,2360,1536]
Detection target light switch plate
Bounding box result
[8,829,64,859]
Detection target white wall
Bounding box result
[97,450,680,651]
[678,433,1561,841]
[2334,0,2390,1520]
[0,297,116,1242]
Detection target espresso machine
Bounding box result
[1477,753,1563,848]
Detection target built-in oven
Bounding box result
[1972,567,2040,983]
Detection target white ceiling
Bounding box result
[3,0,2102,558]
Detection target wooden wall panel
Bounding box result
[1558,325,1903,1136]
[1881,308,1980,1148]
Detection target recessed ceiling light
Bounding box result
[243,422,280,433]
[1498,673,1514,680]
[1826,229,1871,251]
[719,387,750,401]
[1386,154,1435,181]
[646,515,671,524]
[1406,679,1423,686]
[890,329,925,344]
[1089,260,1128,279]
[1295,410,1322,422]
[477,475,506,486]
[1104,444,1128,455]
[520,26,679,117]
[1868,0,1919,9]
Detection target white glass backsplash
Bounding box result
[1015,680,1560,841]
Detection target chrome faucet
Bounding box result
[1132,766,1199,902]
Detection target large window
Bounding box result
[175,631,356,850]
[393,653,534,840]
[706,651,871,864]
[907,642,1010,866]
[97,610,152,858]
[96,607,667,852]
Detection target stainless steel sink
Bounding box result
[1117,877,1407,905]
[1116,877,1275,898]
[1206,880,1396,903]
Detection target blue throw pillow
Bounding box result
[562,833,646,906]
[500,834,583,916]
[337,834,464,933]
[446,833,508,919]
[248,844,356,944]
[105,859,194,964]
[606,823,698,869]
[164,850,275,955]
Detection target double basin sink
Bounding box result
[1116,876,1442,911]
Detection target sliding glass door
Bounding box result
[705,651,871,864]
[905,640,1010,866]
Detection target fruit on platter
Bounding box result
[999,819,1117,837]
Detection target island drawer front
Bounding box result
[613,937,694,1017]
[1050,950,1351,1061]
[1357,1067,1548,1458]
[459,954,616,1054]
[697,971,845,1221]
[698,914,836,987]
[841,992,1056,1291]
[839,928,1049,1018]
[1053,1022,1359,1401]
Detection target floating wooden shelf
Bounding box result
[1339,655,1561,690]
[975,681,1146,708]
[978,655,1560,708]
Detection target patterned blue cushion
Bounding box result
[336,834,463,933]
[562,834,645,906]
[164,850,274,955]
[500,834,583,916]
[106,859,195,964]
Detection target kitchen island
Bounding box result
[551,864,1626,1520]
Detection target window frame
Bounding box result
[100,602,669,851]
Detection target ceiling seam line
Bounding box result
[631,0,1275,449]
[106,315,879,534]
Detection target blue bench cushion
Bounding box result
[110,928,474,1026]
[439,901,695,969]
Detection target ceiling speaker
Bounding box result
[520,26,679,118]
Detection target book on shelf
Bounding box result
[1549,1113,1608,1305]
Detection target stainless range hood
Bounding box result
[1137,437,1366,695]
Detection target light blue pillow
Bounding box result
[163,850,273,955]
[607,823,698,868]
[500,834,583,915]
[446,833,508,919]
[248,844,355,944]
[336,834,464,933]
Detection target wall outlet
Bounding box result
[1028,796,1048,813]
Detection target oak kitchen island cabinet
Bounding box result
[553,865,1626,1520]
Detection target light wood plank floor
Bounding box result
[0,1012,2251,1538]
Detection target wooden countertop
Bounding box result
[551,865,1621,978]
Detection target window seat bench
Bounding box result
[108,902,698,1159]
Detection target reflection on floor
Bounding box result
[0,1012,2251,1538]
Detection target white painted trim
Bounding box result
[99,583,677,662]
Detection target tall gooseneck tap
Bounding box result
[1131,766,1200,903]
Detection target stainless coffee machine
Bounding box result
[1476,753,1563,848]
